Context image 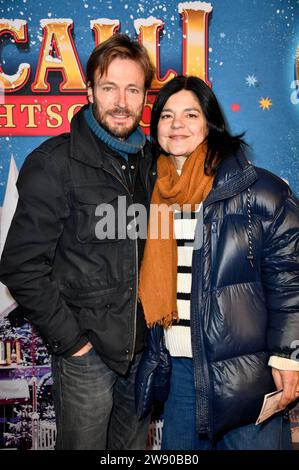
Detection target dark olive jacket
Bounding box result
[0,106,156,375]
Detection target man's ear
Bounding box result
[87,84,94,104]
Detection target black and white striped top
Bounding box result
[164,204,202,358]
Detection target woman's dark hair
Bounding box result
[150,75,247,175]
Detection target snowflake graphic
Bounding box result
[245,74,258,87]
[220,32,226,38]
[259,97,272,111]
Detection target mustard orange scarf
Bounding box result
[139,142,214,327]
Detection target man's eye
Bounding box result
[102,87,114,92]
[128,88,140,94]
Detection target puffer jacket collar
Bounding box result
[205,149,258,208]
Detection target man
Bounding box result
[0,34,156,450]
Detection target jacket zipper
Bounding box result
[100,166,138,362]
[211,221,217,280]
[191,228,212,436]
[139,147,152,199]
[191,163,258,438]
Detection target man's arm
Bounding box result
[0,149,88,356]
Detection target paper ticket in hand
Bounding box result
[255,389,284,425]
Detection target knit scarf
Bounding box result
[84,104,146,160]
[138,142,214,327]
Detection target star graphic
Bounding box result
[231,103,241,112]
[245,74,258,87]
[259,97,272,111]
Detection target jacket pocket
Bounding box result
[72,185,127,244]
[64,285,120,307]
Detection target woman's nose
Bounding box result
[171,115,184,128]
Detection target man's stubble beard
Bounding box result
[92,103,143,139]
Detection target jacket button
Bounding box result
[125,349,129,354]
[121,165,126,170]
[105,304,111,309]
[53,340,61,349]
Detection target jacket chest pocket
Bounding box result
[72,185,127,243]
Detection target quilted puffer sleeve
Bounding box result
[262,192,299,360]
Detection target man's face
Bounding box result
[87,57,146,139]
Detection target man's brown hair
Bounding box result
[86,33,154,90]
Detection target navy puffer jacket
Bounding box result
[191,150,299,437]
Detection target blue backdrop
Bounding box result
[0,0,299,451]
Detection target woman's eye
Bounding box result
[186,113,199,119]
[160,114,172,120]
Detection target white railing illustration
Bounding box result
[32,419,163,450]
[38,421,57,450]
[147,419,163,450]
[31,416,56,450]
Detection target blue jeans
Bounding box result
[51,349,150,450]
[161,358,293,450]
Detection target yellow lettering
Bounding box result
[0,19,30,92]
[136,19,176,89]
[180,5,213,84]
[32,20,86,92]
[0,104,16,127]
[46,103,63,128]
[67,103,84,122]
[296,45,299,85]
[20,104,42,127]
[140,101,153,129]
[91,20,120,46]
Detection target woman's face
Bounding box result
[157,89,208,158]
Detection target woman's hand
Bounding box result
[272,368,299,409]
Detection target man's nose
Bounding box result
[116,89,127,108]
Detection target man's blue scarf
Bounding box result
[84,104,145,161]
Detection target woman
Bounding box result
[138,76,299,450]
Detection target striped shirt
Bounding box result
[164,204,202,357]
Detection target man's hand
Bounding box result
[272,368,299,409]
[72,341,93,357]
